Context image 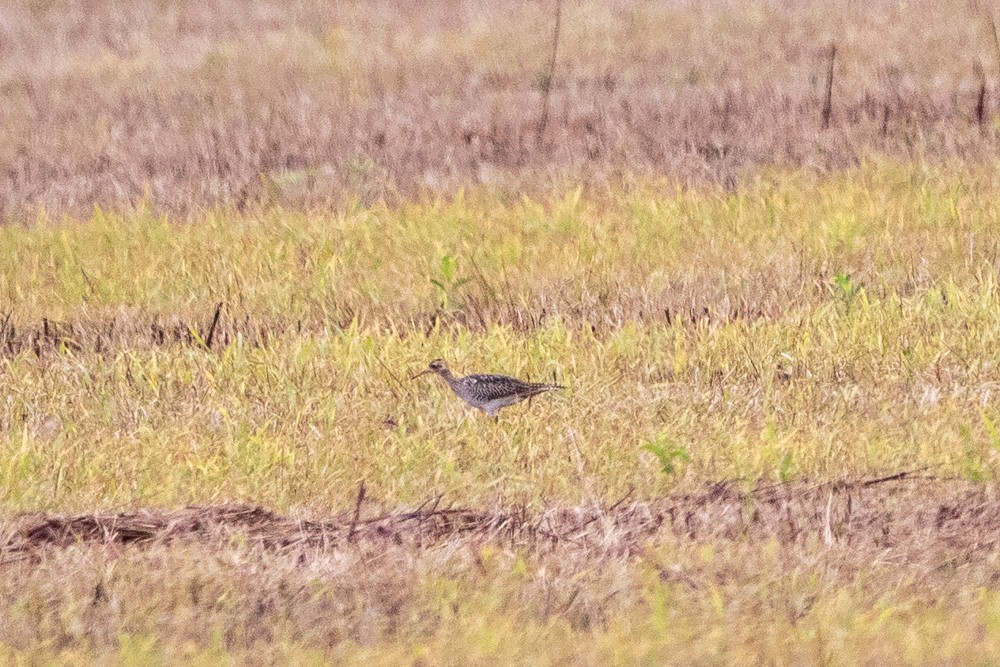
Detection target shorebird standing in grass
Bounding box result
[411,359,564,418]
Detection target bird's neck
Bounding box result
[436,369,455,381]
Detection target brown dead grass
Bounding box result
[3,0,1000,217]
[5,477,993,561]
[4,480,1000,661]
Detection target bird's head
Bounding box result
[411,358,451,380]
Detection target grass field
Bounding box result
[3,163,1000,661]
[2,162,1000,512]
[7,0,1000,662]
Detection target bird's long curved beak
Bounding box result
[410,369,433,380]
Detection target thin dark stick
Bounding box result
[860,465,938,487]
[990,15,1000,87]
[347,481,366,543]
[537,0,563,140]
[977,78,987,132]
[606,486,635,514]
[822,44,837,129]
[204,301,224,350]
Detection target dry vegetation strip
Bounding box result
[3,478,988,559]
[3,0,1000,216]
[3,482,1000,662]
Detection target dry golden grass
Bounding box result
[3,483,1000,663]
[3,164,1000,512]
[2,163,1000,660]
[0,480,1000,664]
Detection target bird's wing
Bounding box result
[464,373,519,384]
[464,374,561,398]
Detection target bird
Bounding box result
[411,358,564,418]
